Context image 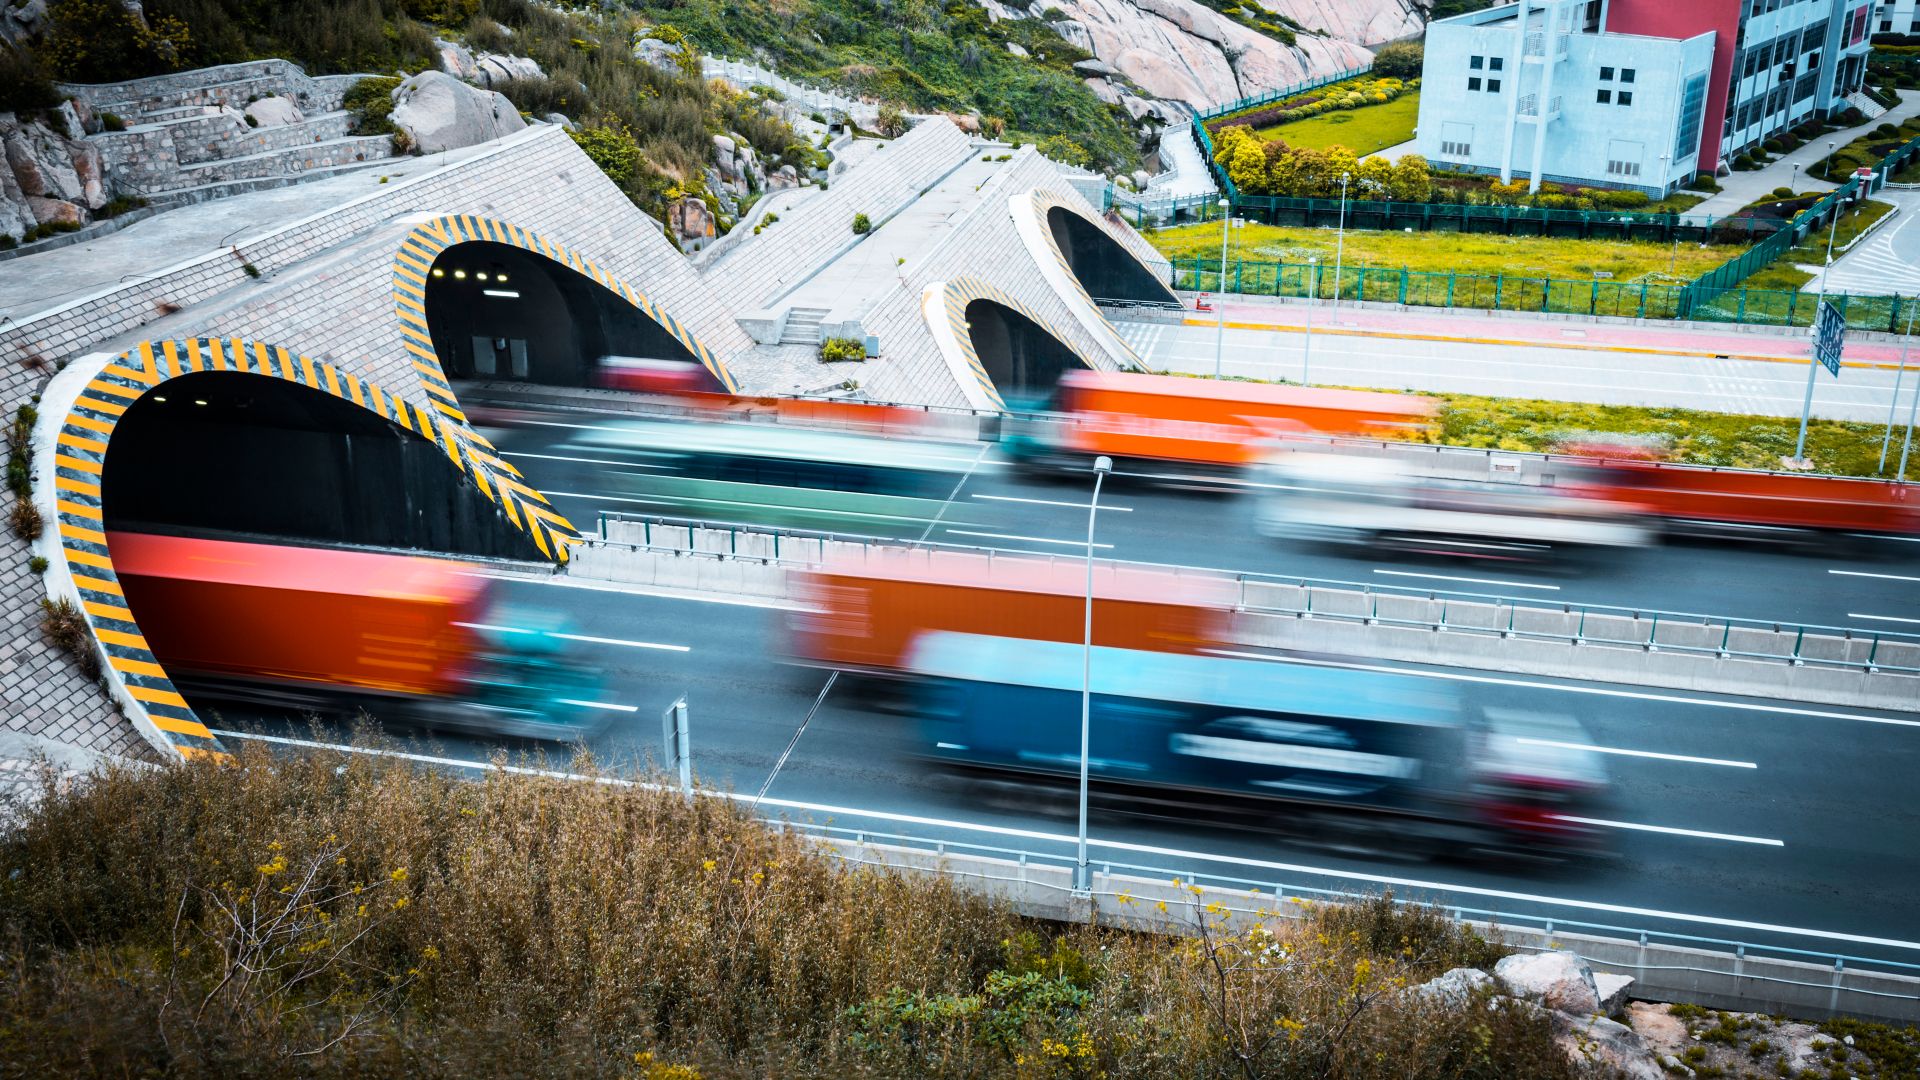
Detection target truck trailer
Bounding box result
[108,531,607,739]
[906,632,1610,858]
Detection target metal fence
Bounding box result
[592,512,1920,675]
[1169,255,1691,319]
[1194,64,1377,124]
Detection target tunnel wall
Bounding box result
[40,339,581,760]
[1044,205,1181,306]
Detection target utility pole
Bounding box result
[1213,198,1230,377]
[1073,455,1112,895]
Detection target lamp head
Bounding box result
[1093,455,1113,474]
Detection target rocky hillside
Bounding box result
[1267,0,1427,45]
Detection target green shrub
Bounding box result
[344,75,401,136]
[1690,174,1721,191]
[850,211,871,234]
[819,336,866,362]
[28,555,50,575]
[569,119,643,188]
[1773,186,1796,198]
[1373,40,1423,79]
[10,499,46,543]
[38,596,99,679]
[40,0,193,82]
[0,235,15,251]
[6,404,37,501]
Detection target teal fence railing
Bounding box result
[1194,64,1376,124]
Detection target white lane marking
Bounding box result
[454,621,690,653]
[1848,612,1920,624]
[945,529,1115,549]
[202,728,1920,954]
[1513,737,1756,769]
[1204,649,1920,728]
[470,570,811,611]
[1552,815,1783,847]
[1829,570,1920,583]
[1372,570,1562,591]
[973,493,1134,511]
[560,699,640,713]
[503,450,668,471]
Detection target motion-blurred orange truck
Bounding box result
[786,549,1237,673]
[1569,459,1920,542]
[1003,371,1437,475]
[108,531,605,737]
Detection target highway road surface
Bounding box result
[1117,318,1917,424]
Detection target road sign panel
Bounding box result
[1814,300,1845,376]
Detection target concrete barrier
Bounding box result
[563,536,1920,712]
[809,837,1920,1024]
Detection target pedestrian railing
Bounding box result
[587,512,1920,676]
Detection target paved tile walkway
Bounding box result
[1689,95,1920,219]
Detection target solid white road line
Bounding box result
[454,621,690,652]
[1372,569,1562,591]
[1514,737,1756,769]
[560,698,641,713]
[472,570,811,611]
[973,494,1134,512]
[202,728,1920,954]
[1829,570,1920,583]
[1204,648,1920,728]
[945,529,1115,549]
[1552,815,1783,847]
[1848,612,1920,624]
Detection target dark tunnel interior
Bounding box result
[102,371,541,560]
[964,299,1085,406]
[1045,206,1180,305]
[421,240,720,390]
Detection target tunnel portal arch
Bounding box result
[46,338,579,760]
[1043,204,1182,307]
[964,299,1087,407]
[394,215,737,412]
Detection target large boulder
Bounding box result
[0,160,35,240]
[1553,1013,1663,1080]
[4,122,84,204]
[634,35,687,71]
[26,195,84,227]
[473,53,543,87]
[0,0,47,48]
[668,195,714,245]
[1412,967,1493,1008]
[389,70,526,154]
[244,96,304,128]
[436,38,478,81]
[1493,951,1600,1015]
[1593,972,1634,1015]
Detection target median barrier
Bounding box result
[563,529,1920,712]
[809,836,1920,1024]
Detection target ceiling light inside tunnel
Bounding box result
[454,270,467,279]
[483,289,520,299]
[496,273,508,283]
[152,395,166,403]
[193,399,208,406]
[432,268,444,277]
[476,272,489,281]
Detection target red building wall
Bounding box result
[1607,0,1743,173]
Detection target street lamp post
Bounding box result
[1301,255,1318,386]
[1901,369,1920,481]
[1331,172,1351,316]
[1881,302,1918,472]
[1213,198,1230,377]
[1074,454,1113,896]
[1826,141,1836,181]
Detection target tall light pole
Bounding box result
[1900,368,1920,481]
[1881,301,1917,472]
[1332,171,1351,316]
[1301,255,1318,386]
[1213,197,1230,378]
[1825,140,1836,181]
[1074,453,1113,895]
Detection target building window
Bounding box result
[1488,78,1501,93]
[1441,139,1471,158]
[1471,55,1484,69]
[1600,65,1614,80]
[1675,73,1706,162]
[1490,57,1504,71]
[1606,159,1642,177]
[1597,88,1613,103]
[1620,68,1635,83]
[1469,76,1482,91]
[1618,91,1633,106]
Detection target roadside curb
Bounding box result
[1175,316,1906,371]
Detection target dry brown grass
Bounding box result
[0,738,1602,1078]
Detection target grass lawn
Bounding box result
[1254,90,1420,156]
[1194,375,1898,478]
[1148,221,1735,283]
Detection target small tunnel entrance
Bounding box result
[1046,206,1179,306]
[965,299,1085,404]
[422,240,722,390]
[103,371,540,560]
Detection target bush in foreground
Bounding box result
[0,740,1592,1078]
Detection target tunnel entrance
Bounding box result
[422,240,721,390]
[964,299,1085,405]
[102,371,541,560]
[1046,206,1180,306]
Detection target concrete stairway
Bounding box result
[779,306,830,345]
[1847,90,1889,121]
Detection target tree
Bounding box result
[1356,155,1394,200]
[1037,135,1092,168]
[1227,138,1269,194]
[41,0,193,82]
[876,104,908,138]
[1211,124,1258,168]
[1373,41,1423,80]
[1387,154,1433,202]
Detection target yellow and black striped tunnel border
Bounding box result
[933,275,1105,410]
[1021,189,1183,370]
[392,213,740,424]
[51,338,581,760]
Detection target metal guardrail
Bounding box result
[770,820,1920,1000]
[590,511,1920,676]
